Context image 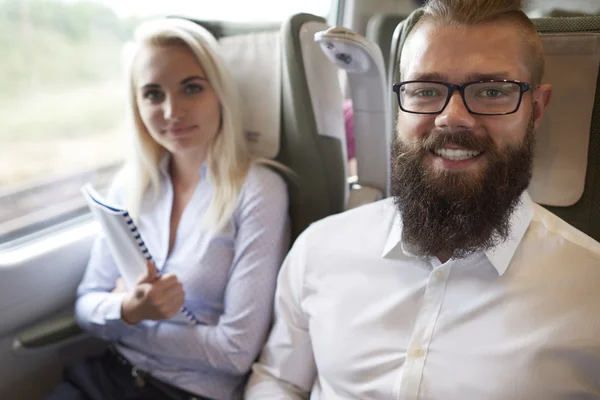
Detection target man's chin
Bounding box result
[424,163,486,195]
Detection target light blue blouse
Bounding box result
[75,159,290,400]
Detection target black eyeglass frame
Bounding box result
[392,80,532,116]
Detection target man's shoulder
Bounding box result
[302,198,396,241]
[530,202,600,259]
[287,198,396,272]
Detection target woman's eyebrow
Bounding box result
[181,75,207,84]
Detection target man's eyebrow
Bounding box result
[404,72,514,83]
[141,83,160,90]
[405,72,448,82]
[467,72,512,81]
[181,75,207,84]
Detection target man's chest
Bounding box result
[304,260,600,399]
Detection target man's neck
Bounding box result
[436,251,452,264]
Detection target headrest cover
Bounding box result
[529,32,600,206]
[219,32,281,159]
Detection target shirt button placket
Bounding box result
[396,266,450,400]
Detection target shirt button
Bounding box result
[434,270,445,281]
[412,347,424,357]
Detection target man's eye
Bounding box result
[415,89,439,97]
[481,89,505,98]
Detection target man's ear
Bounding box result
[532,83,553,130]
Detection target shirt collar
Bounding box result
[158,153,170,176]
[381,210,406,259]
[382,192,534,276]
[485,191,534,276]
[157,153,209,179]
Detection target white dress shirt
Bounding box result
[245,192,600,400]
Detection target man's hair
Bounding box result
[419,0,545,85]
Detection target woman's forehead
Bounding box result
[134,44,207,84]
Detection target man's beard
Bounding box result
[391,116,535,260]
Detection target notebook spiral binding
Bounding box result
[123,212,200,326]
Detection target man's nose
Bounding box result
[435,91,476,132]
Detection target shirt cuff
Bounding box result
[102,292,141,334]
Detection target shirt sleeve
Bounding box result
[140,166,291,376]
[74,171,142,341]
[244,230,316,399]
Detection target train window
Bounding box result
[0,0,332,245]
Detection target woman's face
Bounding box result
[134,43,221,160]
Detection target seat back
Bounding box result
[365,13,407,78]
[204,14,347,242]
[389,12,600,242]
[277,14,347,240]
[530,16,600,241]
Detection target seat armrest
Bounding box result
[13,313,83,351]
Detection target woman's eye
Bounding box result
[185,84,204,94]
[143,90,164,102]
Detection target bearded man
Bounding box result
[245,1,600,399]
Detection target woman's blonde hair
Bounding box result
[123,18,256,233]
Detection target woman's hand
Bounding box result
[112,277,127,293]
[120,260,185,325]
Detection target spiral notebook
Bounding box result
[81,183,199,326]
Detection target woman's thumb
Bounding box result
[138,260,158,283]
[146,259,158,279]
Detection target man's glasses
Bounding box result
[392,80,532,115]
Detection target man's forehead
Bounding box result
[400,20,529,82]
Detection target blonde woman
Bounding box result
[45,18,289,400]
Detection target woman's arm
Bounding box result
[75,236,142,341]
[141,166,290,375]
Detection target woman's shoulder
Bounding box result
[245,162,287,190]
[240,162,288,204]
